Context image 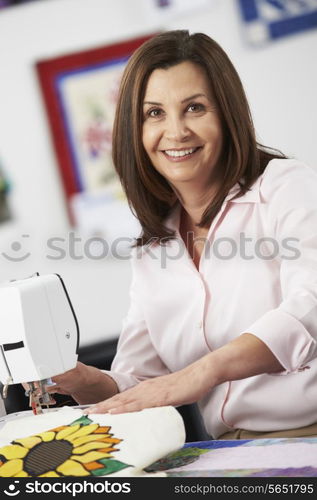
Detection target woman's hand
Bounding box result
[84,358,213,415]
[45,361,118,405]
[45,361,90,396]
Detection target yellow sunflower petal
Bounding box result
[13,436,41,449]
[0,445,28,459]
[35,431,56,442]
[39,471,60,477]
[57,459,90,476]
[71,451,111,463]
[0,459,23,477]
[66,424,99,442]
[14,471,29,477]
[51,426,67,432]
[56,425,80,440]
[72,442,113,454]
[56,424,80,441]
[71,434,110,446]
[101,437,121,444]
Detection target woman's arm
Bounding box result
[210,332,284,383]
[84,333,283,414]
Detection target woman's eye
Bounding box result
[147,108,162,118]
[187,103,204,112]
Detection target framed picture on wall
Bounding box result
[36,34,155,208]
[237,0,317,46]
[36,34,154,253]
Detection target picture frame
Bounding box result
[237,0,317,46]
[36,34,155,217]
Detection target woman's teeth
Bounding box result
[164,147,199,158]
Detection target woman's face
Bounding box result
[142,61,223,192]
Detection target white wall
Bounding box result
[0,0,316,346]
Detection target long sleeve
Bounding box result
[103,249,170,392]
[243,161,317,372]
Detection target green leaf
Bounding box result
[145,448,210,472]
[91,459,131,476]
[70,416,93,426]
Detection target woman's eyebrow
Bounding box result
[143,100,162,106]
[181,93,208,103]
[143,93,208,106]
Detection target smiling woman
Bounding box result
[111,30,284,246]
[142,62,223,201]
[44,31,317,442]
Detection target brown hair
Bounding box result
[112,30,285,246]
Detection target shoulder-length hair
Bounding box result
[112,30,285,246]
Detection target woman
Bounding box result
[49,31,317,440]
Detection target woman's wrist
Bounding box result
[71,364,118,405]
[200,351,225,389]
[183,352,223,398]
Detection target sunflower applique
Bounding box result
[0,415,130,477]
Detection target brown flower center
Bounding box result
[24,439,73,476]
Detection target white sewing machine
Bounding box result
[0,273,79,416]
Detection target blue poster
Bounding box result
[238,0,317,45]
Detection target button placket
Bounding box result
[197,278,206,339]
[199,201,230,273]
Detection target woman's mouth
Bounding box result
[162,147,202,161]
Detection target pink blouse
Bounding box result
[104,159,317,438]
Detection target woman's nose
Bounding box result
[164,115,190,142]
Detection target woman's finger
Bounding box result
[108,402,143,414]
[45,385,56,392]
[83,397,121,414]
[84,400,134,415]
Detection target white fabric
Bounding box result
[0,406,185,476]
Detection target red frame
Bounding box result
[36,34,155,204]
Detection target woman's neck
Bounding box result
[175,182,219,226]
